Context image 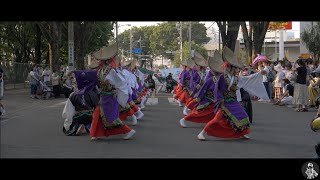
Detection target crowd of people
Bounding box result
[28,64,76,100]
[239,54,320,113]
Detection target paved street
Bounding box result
[1,88,319,158]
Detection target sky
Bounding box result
[117,21,300,39]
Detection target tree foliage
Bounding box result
[301,22,320,64]
[0,21,114,71]
[173,41,208,68]
[118,21,209,68]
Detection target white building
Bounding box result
[205,22,313,63]
[152,55,173,68]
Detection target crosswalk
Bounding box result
[144,97,180,105]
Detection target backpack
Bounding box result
[267,67,275,82]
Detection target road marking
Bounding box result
[146,98,158,105]
[48,101,66,108]
[1,116,19,123]
[168,98,178,104]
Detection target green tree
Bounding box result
[173,41,208,67]
[118,25,155,67]
[301,22,320,64]
[38,21,63,72]
[0,22,42,63]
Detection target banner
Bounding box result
[268,22,292,30]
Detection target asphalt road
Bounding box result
[1,89,319,158]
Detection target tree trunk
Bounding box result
[35,24,42,64]
[50,22,62,72]
[15,48,22,63]
[77,39,85,70]
[253,22,269,56]
[46,49,49,65]
[241,22,253,64]
[226,21,240,51]
[217,21,240,52]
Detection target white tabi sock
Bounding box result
[135,109,144,119]
[183,106,188,115]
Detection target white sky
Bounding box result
[117,21,300,38]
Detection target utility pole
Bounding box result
[180,22,183,62]
[218,29,221,52]
[115,21,118,46]
[275,30,277,61]
[189,22,192,59]
[68,22,74,70]
[279,29,284,60]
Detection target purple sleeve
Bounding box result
[180,71,185,86]
[214,75,227,102]
[195,79,209,100]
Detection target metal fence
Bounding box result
[1,62,48,90]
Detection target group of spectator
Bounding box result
[240,56,320,112]
[28,65,77,99]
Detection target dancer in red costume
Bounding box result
[89,44,136,141]
[180,51,224,127]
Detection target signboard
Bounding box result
[68,22,74,69]
[132,48,142,55]
[68,45,74,67]
[268,22,292,30]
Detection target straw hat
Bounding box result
[180,60,188,66]
[92,43,118,60]
[194,51,207,67]
[208,50,224,73]
[121,59,137,69]
[222,46,243,68]
[88,58,100,69]
[121,60,132,67]
[186,59,195,68]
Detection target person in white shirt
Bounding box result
[42,66,51,85]
[273,63,285,103]
[259,61,272,100]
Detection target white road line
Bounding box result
[146,97,158,105]
[1,116,19,123]
[168,98,178,104]
[48,101,66,108]
[1,119,9,123]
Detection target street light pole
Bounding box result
[189,22,192,59]
[130,27,132,60]
[218,29,221,52]
[275,30,277,61]
[180,22,183,62]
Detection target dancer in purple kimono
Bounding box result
[184,52,207,115]
[90,44,136,140]
[180,51,224,128]
[197,47,251,140]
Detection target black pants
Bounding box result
[263,82,270,99]
[53,85,61,98]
